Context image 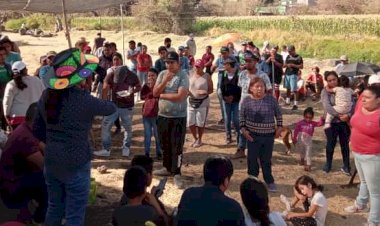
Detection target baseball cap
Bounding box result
[194,59,204,68]
[220,46,229,53]
[223,57,236,64]
[12,61,26,73]
[241,41,248,46]
[165,51,179,62]
[288,45,295,51]
[178,46,185,51]
[368,74,380,85]
[46,51,57,58]
[244,52,259,61]
[340,55,348,61]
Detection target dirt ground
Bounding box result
[1,30,368,226]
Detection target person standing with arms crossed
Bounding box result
[152,52,189,185]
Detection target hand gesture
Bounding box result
[242,129,254,142]
[275,127,282,138]
[163,72,175,83]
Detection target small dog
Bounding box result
[280,126,293,155]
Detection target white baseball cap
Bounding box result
[12,61,26,73]
[368,74,380,85]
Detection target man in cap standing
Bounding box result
[336,55,349,72]
[284,45,303,110]
[236,52,272,158]
[153,52,189,181]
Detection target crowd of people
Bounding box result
[0,32,378,226]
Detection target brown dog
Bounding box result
[280,126,293,155]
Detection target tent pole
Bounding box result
[120,4,125,64]
[62,0,72,48]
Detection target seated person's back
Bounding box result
[175,156,245,226]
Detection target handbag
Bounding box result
[189,95,208,108]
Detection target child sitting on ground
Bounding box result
[284,175,328,226]
[140,68,161,159]
[112,166,166,226]
[324,75,353,128]
[292,107,324,171]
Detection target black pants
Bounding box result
[157,116,186,175]
[0,172,48,223]
[324,122,351,171]
[290,217,317,226]
[247,133,275,184]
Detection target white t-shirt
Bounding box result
[311,191,328,226]
[244,211,286,226]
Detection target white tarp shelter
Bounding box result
[0,0,130,47]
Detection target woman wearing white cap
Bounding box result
[2,61,45,130]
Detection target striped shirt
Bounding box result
[240,95,282,135]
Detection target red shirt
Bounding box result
[306,73,324,86]
[350,100,380,154]
[137,53,152,72]
[202,52,215,67]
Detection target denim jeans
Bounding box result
[101,107,133,150]
[143,117,161,156]
[324,122,351,171]
[223,101,242,148]
[137,71,148,85]
[44,162,91,226]
[247,133,275,184]
[354,152,380,225]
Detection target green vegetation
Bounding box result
[5,14,380,63]
[5,14,56,31]
[194,15,380,37]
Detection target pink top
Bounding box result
[351,100,380,154]
[292,117,324,143]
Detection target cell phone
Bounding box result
[154,177,167,198]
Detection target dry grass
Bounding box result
[6,30,367,226]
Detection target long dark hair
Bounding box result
[14,68,28,90]
[295,175,324,194]
[240,178,270,226]
[45,88,70,124]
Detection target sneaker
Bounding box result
[93,149,110,157]
[153,167,172,176]
[344,202,369,213]
[231,149,245,159]
[291,105,298,110]
[322,164,331,173]
[174,174,185,189]
[341,167,351,176]
[193,140,203,148]
[122,146,130,157]
[280,194,292,211]
[267,183,277,193]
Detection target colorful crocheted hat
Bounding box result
[44,48,99,90]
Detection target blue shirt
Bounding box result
[33,87,116,178]
[38,65,53,80]
[5,52,22,66]
[179,56,190,74]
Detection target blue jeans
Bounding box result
[223,101,242,148]
[247,133,275,184]
[143,117,161,156]
[354,152,380,225]
[44,162,91,226]
[101,107,133,150]
[324,122,351,172]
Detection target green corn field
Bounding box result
[69,15,380,37]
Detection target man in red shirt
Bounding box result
[201,45,214,75]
